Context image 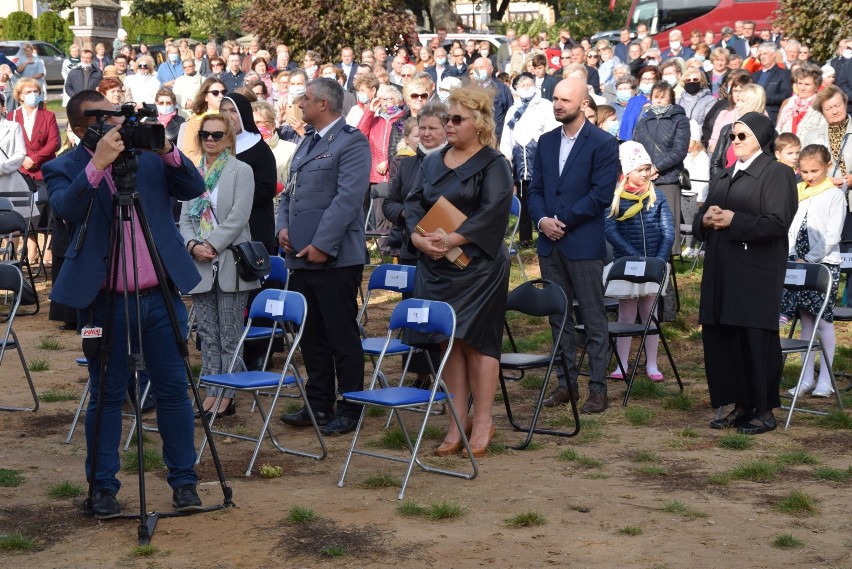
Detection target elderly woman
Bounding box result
[346,72,378,127]
[178,76,229,164]
[633,81,690,252]
[0,93,26,199]
[709,47,731,96]
[602,63,630,104]
[251,57,274,95]
[405,86,512,458]
[798,85,852,189]
[776,64,822,135]
[358,83,405,190]
[499,72,560,247]
[251,100,296,190]
[180,113,260,418]
[710,84,767,178]
[123,55,161,106]
[150,88,186,146]
[693,112,797,434]
[677,66,715,127]
[97,77,124,108]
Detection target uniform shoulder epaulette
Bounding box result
[342,125,358,133]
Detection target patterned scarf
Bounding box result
[189,149,230,240]
[828,116,849,176]
[650,104,672,117]
[777,93,816,134]
[616,186,651,221]
[507,96,534,130]
[797,177,835,202]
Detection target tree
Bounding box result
[4,11,36,40]
[130,0,189,27]
[183,0,249,40]
[121,14,182,44]
[42,0,73,12]
[774,0,852,62]
[243,0,416,61]
[36,11,71,49]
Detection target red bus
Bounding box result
[626,0,779,51]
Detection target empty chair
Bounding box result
[506,195,527,281]
[0,264,38,411]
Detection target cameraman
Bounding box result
[43,90,206,519]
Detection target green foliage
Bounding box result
[184,0,248,39]
[772,533,804,549]
[129,0,189,28]
[28,358,50,372]
[662,500,708,520]
[813,466,852,482]
[41,389,79,403]
[717,433,754,450]
[35,11,70,49]
[37,337,63,351]
[776,490,819,515]
[397,500,465,520]
[0,469,24,487]
[287,505,319,524]
[244,0,416,62]
[624,406,654,426]
[618,524,643,536]
[815,410,852,430]
[132,544,158,556]
[774,0,852,62]
[361,473,400,489]
[122,448,165,473]
[43,0,73,12]
[557,0,632,39]
[397,500,428,517]
[120,14,182,45]
[663,392,694,411]
[637,464,667,476]
[628,378,668,400]
[729,460,781,482]
[48,480,83,499]
[504,511,547,528]
[633,449,657,463]
[4,11,35,40]
[0,532,35,552]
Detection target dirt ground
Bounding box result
[1,261,851,569]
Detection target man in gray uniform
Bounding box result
[276,77,371,435]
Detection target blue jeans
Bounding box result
[85,289,197,494]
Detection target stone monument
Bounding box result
[69,0,121,48]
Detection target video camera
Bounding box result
[82,103,166,152]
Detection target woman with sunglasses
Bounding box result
[180,113,260,419]
[404,86,512,458]
[676,67,715,128]
[694,112,797,434]
[123,55,161,107]
[178,76,229,164]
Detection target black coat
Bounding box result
[709,123,733,179]
[751,66,792,123]
[692,152,797,330]
[236,140,278,252]
[383,149,424,261]
[633,104,690,186]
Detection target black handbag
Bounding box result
[229,241,271,282]
[678,168,692,192]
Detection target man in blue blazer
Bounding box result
[752,43,792,123]
[43,90,206,520]
[528,77,620,413]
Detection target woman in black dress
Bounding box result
[693,112,797,434]
[405,86,512,457]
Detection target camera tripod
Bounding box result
[83,149,233,544]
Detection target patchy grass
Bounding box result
[361,473,400,489]
[663,392,694,411]
[0,469,24,487]
[47,481,83,499]
[776,491,819,516]
[37,337,63,351]
[519,374,545,391]
[0,532,36,552]
[776,450,819,466]
[679,426,701,438]
[662,500,708,520]
[132,545,158,557]
[286,505,319,524]
[633,449,658,463]
[40,389,79,403]
[729,460,781,482]
[815,411,852,430]
[707,472,732,486]
[320,544,346,558]
[813,466,852,482]
[575,417,606,445]
[504,511,547,528]
[369,427,409,450]
[28,358,51,372]
[618,525,643,536]
[122,448,164,473]
[717,433,754,450]
[772,533,804,549]
[629,378,668,400]
[397,500,428,517]
[624,407,655,426]
[397,500,466,521]
[365,407,386,418]
[557,448,603,468]
[637,465,667,476]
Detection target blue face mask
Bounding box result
[169,54,180,63]
[639,83,653,96]
[157,104,175,115]
[616,90,632,103]
[473,69,490,82]
[607,121,619,136]
[23,92,41,107]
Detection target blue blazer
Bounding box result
[527,121,620,261]
[43,144,205,309]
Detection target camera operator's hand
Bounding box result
[92,128,125,171]
[155,139,174,156]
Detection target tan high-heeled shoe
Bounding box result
[463,425,496,458]
[435,424,472,457]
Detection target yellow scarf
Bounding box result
[616,189,649,221]
[797,178,835,202]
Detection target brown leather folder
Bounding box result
[414,196,470,269]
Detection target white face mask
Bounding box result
[844,49,852,59]
[480,49,490,58]
[473,68,489,82]
[304,65,317,77]
[435,58,446,67]
[356,91,370,104]
[669,41,681,51]
[516,87,536,100]
[437,90,450,103]
[288,85,306,102]
[663,75,678,86]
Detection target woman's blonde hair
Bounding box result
[447,86,496,148]
[735,83,766,117]
[194,113,236,156]
[13,77,41,102]
[608,172,656,218]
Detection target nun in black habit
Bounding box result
[692,112,798,435]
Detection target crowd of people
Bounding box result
[2,19,852,518]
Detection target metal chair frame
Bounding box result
[0,264,39,411]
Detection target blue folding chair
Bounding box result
[0,264,38,412]
[338,298,478,500]
[244,256,290,361]
[197,289,327,476]
[506,195,527,281]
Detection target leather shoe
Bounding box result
[581,391,608,414]
[89,488,122,520]
[320,415,358,435]
[737,414,777,435]
[542,385,579,407]
[709,409,752,429]
[172,483,203,512]
[281,406,332,427]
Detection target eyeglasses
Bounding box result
[137,64,149,69]
[587,54,599,59]
[409,93,429,100]
[199,130,226,141]
[401,73,414,78]
[684,78,702,83]
[560,56,571,59]
[443,114,471,125]
[211,62,224,67]
[728,132,752,142]
[207,89,228,97]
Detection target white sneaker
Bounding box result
[788,380,815,397]
[811,381,835,397]
[681,247,695,259]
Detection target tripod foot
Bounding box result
[138,512,159,545]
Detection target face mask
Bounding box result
[438,90,450,103]
[683,82,702,95]
[645,59,659,66]
[169,54,179,63]
[23,93,40,107]
[750,47,759,57]
[356,91,370,104]
[669,41,681,51]
[639,83,653,95]
[435,57,446,67]
[186,71,197,77]
[516,87,536,100]
[80,62,92,70]
[304,65,317,77]
[695,55,706,62]
[258,125,272,140]
[606,121,619,136]
[480,49,490,58]
[473,68,489,82]
[386,105,400,114]
[157,104,174,115]
[289,85,306,99]
[663,75,678,86]
[844,49,852,59]
[616,90,632,103]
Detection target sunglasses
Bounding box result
[560,56,571,59]
[409,93,429,100]
[684,78,702,83]
[137,64,149,69]
[401,73,414,78]
[211,63,224,67]
[443,114,471,126]
[207,89,228,97]
[199,130,227,141]
[587,54,599,59]
[728,132,752,142]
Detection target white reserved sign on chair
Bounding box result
[841,253,852,269]
[624,261,646,277]
[784,269,806,286]
[385,270,408,289]
[265,299,284,316]
[407,307,429,323]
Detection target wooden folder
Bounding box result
[414,196,470,269]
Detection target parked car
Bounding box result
[0,40,65,85]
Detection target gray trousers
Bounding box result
[195,284,249,399]
[539,254,610,394]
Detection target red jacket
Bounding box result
[11,105,60,181]
[358,107,404,184]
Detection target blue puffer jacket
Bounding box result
[604,188,675,261]
[511,139,538,181]
[633,104,691,186]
